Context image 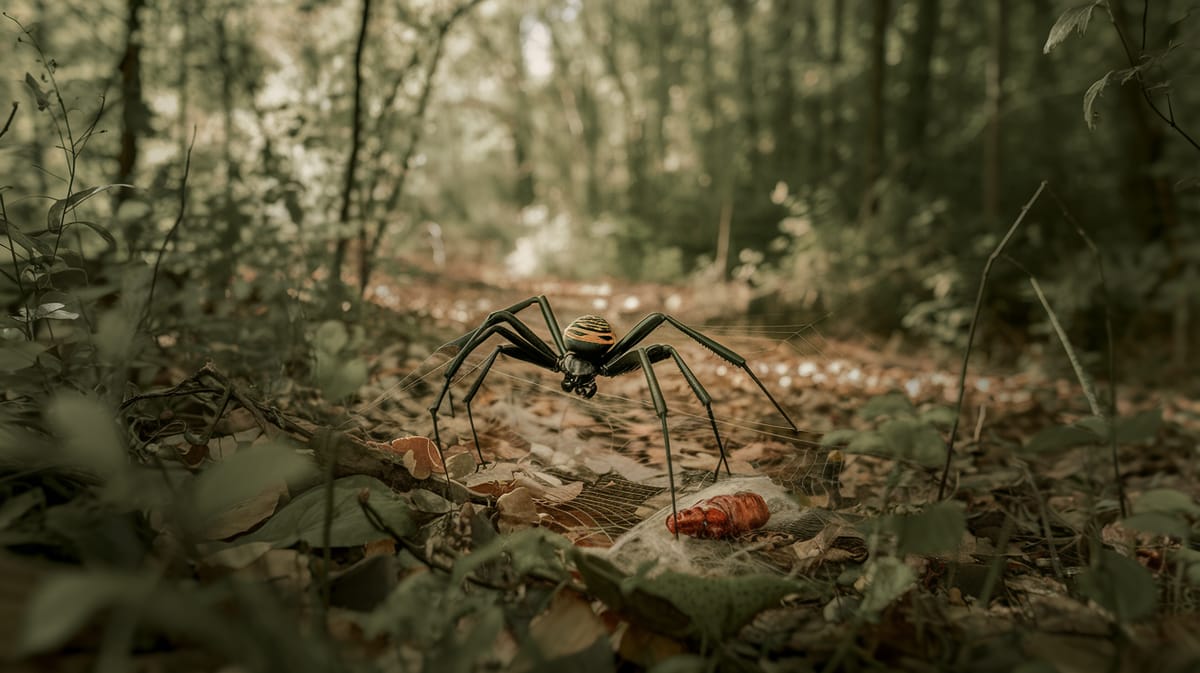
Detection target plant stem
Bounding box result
[939,181,1047,499]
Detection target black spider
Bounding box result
[428,295,799,535]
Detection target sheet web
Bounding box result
[377,320,855,575]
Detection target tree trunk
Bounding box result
[114,0,146,225]
[770,0,798,183]
[826,0,846,187]
[901,0,940,190]
[983,0,1008,220]
[512,16,535,208]
[861,0,890,220]
[330,0,371,300]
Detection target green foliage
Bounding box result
[822,392,949,467]
[1042,2,1105,54]
[18,569,157,656]
[572,550,819,642]
[1124,488,1199,539]
[234,474,415,549]
[858,557,917,617]
[310,321,369,401]
[1077,549,1158,622]
[180,439,316,537]
[1023,408,1162,453]
[863,501,967,556]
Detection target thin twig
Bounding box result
[1021,463,1066,582]
[143,127,194,330]
[938,181,1047,499]
[1044,185,1126,517]
[1029,277,1102,416]
[1105,3,1200,153]
[0,102,16,140]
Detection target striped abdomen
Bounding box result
[564,315,615,358]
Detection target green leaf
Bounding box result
[451,527,570,586]
[1083,71,1113,130]
[33,302,79,321]
[919,406,958,429]
[820,428,861,447]
[646,572,814,640]
[1077,549,1156,622]
[44,393,128,488]
[859,556,916,616]
[0,218,54,257]
[1043,2,1104,54]
[1172,548,1200,587]
[23,72,49,111]
[1023,424,1097,453]
[72,220,118,248]
[1134,488,1200,517]
[183,440,316,536]
[875,501,967,556]
[236,474,415,549]
[313,320,349,354]
[846,429,888,455]
[96,309,138,364]
[1123,512,1190,538]
[878,417,945,466]
[0,341,47,371]
[46,184,133,232]
[314,354,368,400]
[1114,409,1162,444]
[19,570,156,655]
[859,392,916,420]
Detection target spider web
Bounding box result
[358,315,850,570]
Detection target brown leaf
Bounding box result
[390,436,445,479]
[497,486,541,533]
[201,481,287,540]
[512,591,608,670]
[515,474,584,504]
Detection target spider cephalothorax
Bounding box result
[558,315,614,398]
[428,296,798,538]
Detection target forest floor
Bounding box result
[7,264,1200,673]
[344,266,1200,671]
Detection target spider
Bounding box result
[427,295,798,536]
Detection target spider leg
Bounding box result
[443,295,567,358]
[429,325,556,489]
[604,345,732,478]
[461,343,557,466]
[603,313,799,434]
[633,347,682,539]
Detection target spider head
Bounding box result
[559,353,598,398]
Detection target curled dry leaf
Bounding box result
[497,486,541,533]
[445,451,476,480]
[386,436,445,479]
[514,473,584,504]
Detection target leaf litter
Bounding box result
[12,281,1200,672]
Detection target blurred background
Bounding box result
[1,0,1196,374]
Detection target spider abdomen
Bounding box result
[564,315,615,357]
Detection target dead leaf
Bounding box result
[200,541,273,571]
[391,436,446,479]
[445,451,476,480]
[202,481,287,540]
[511,591,607,671]
[515,474,584,504]
[364,538,396,558]
[498,487,541,533]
